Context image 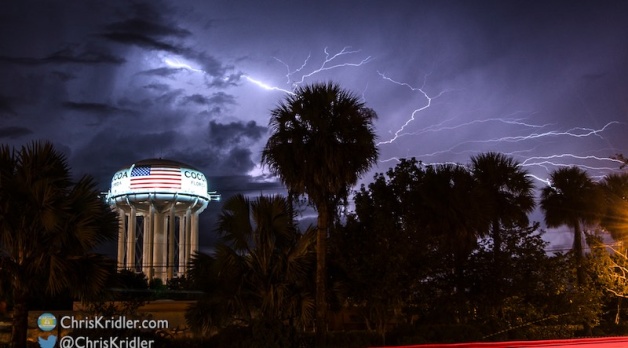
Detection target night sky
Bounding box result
[1,0,627,252]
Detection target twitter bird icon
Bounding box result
[38,335,57,348]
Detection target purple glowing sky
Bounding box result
[1,0,627,251]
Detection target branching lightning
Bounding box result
[404,117,553,138]
[250,47,372,94]
[521,154,624,168]
[274,54,311,85]
[242,76,295,95]
[164,58,203,73]
[519,154,625,182]
[376,71,449,145]
[184,47,371,97]
[472,121,619,143]
[286,47,372,87]
[162,48,372,98]
[162,49,626,188]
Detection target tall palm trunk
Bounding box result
[573,220,585,285]
[315,202,329,346]
[490,219,506,319]
[572,220,591,335]
[11,283,28,348]
[492,218,501,261]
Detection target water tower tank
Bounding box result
[106,159,220,281]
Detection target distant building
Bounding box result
[106,159,220,281]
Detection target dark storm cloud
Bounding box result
[71,129,180,186]
[171,147,258,176]
[211,175,286,198]
[155,89,185,105]
[45,47,126,65]
[181,94,211,105]
[62,102,136,124]
[101,1,191,54]
[0,96,15,116]
[143,83,170,92]
[105,18,191,39]
[63,101,134,114]
[190,52,235,80]
[181,92,237,107]
[204,72,243,88]
[101,8,223,71]
[208,92,237,105]
[223,147,257,173]
[101,9,231,79]
[208,120,266,147]
[50,71,77,82]
[201,107,227,118]
[175,148,254,179]
[102,32,184,53]
[137,67,183,78]
[0,47,125,66]
[0,127,32,139]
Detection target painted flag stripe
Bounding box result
[130,165,181,189]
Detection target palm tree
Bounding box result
[261,82,378,343]
[470,152,535,259]
[598,173,628,242]
[540,166,600,285]
[0,141,118,348]
[186,194,316,340]
[421,164,482,296]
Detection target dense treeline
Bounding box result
[328,157,608,344]
[3,82,628,347]
[0,142,119,348]
[186,155,628,347]
[182,82,628,346]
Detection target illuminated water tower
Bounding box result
[106,159,220,281]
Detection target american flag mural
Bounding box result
[130,165,181,189]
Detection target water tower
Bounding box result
[106,159,220,281]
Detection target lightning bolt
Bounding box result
[376,71,450,145]
[162,49,371,98]
[519,154,625,182]
[526,174,552,187]
[164,58,204,73]
[520,154,624,167]
[404,117,552,138]
[242,75,295,95]
[245,47,372,94]
[288,47,372,87]
[380,120,621,159]
[274,54,311,85]
[471,121,620,143]
[163,52,626,188]
[372,69,626,187]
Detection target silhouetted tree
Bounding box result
[540,166,601,285]
[421,163,483,302]
[470,152,535,261]
[0,141,118,348]
[261,82,378,344]
[598,173,628,242]
[186,194,315,344]
[331,159,431,342]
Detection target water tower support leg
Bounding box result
[117,209,126,270]
[147,205,156,279]
[126,206,136,271]
[190,213,199,259]
[178,213,186,276]
[184,208,192,274]
[167,205,175,280]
